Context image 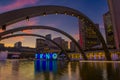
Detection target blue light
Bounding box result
[39,54,43,59]
[35,52,58,60]
[46,53,50,59]
[52,53,57,59]
[35,54,38,59]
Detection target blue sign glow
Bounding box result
[34,60,57,73]
[35,53,58,60]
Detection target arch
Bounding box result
[0,25,87,60]
[0,5,111,60]
[0,5,90,27]
[0,33,70,60]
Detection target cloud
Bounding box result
[0,0,38,12]
[0,29,3,32]
[7,19,38,29]
[11,36,25,41]
[22,30,33,34]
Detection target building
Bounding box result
[53,37,68,50]
[70,40,79,52]
[107,0,120,50]
[36,38,49,53]
[45,34,51,40]
[14,41,22,48]
[70,41,76,52]
[103,11,115,48]
[64,41,68,50]
[45,34,53,49]
[79,20,100,50]
[53,37,62,49]
[0,43,4,48]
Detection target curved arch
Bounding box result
[0,33,70,60]
[0,25,87,60]
[0,5,90,27]
[0,5,111,60]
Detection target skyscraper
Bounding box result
[107,0,120,50]
[103,11,115,48]
[45,34,53,48]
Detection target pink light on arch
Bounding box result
[78,20,83,48]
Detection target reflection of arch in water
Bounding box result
[0,33,70,60]
[0,26,87,60]
[0,5,111,60]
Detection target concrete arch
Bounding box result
[0,25,87,60]
[0,5,111,60]
[0,33,70,60]
[0,5,90,27]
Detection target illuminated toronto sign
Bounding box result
[35,53,58,60]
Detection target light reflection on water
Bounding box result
[0,60,120,80]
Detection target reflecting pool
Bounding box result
[0,60,120,80]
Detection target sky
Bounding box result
[0,0,109,48]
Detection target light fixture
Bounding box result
[43,12,46,16]
[72,14,74,16]
[55,12,58,15]
[77,16,80,19]
[64,12,67,15]
[26,16,29,21]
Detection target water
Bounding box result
[0,60,120,80]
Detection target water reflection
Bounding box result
[0,60,120,80]
[34,60,57,73]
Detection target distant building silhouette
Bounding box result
[45,34,53,49]
[36,38,49,53]
[53,37,62,49]
[53,37,68,50]
[14,41,22,48]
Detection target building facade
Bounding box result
[107,0,120,50]
[36,38,49,53]
[103,11,115,48]
[79,19,100,50]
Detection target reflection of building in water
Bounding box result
[34,60,57,73]
[11,60,19,76]
[0,51,8,60]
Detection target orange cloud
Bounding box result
[5,43,14,47]
[22,30,33,34]
[7,18,38,30]
[0,29,3,32]
[11,36,25,41]
[0,0,38,12]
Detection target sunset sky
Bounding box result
[0,0,109,48]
